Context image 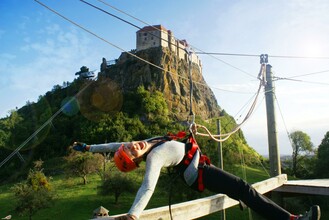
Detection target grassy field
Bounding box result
[0,164,327,220]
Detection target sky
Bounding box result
[1,0,329,156]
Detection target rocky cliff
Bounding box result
[99,47,221,120]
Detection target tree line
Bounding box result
[0,76,260,181]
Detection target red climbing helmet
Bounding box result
[114,144,138,172]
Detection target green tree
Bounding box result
[138,86,169,121]
[289,130,314,177]
[11,160,55,220]
[83,112,147,143]
[98,168,137,204]
[316,131,329,177]
[65,149,104,184]
[0,110,23,148]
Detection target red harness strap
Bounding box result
[183,136,199,166]
[198,154,211,192]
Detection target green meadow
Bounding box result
[0,164,327,219]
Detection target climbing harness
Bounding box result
[197,154,211,192]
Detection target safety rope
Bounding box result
[189,64,266,143]
[186,47,195,125]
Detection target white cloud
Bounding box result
[45,24,61,35]
[1,20,105,118]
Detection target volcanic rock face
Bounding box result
[100,47,221,120]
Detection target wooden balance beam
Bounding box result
[92,174,287,220]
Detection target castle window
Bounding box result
[144,33,147,36]
[144,37,147,41]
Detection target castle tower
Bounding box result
[136,25,169,51]
[136,25,202,68]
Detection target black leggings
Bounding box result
[191,164,291,220]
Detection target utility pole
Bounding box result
[264,62,281,177]
[217,119,224,170]
[217,118,226,220]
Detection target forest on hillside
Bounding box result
[0,76,264,183]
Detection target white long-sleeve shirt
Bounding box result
[89,140,199,218]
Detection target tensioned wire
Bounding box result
[32,1,272,206]
[92,0,282,179]
[279,69,329,79]
[33,1,270,183]
[84,0,329,91]
[90,0,256,79]
[77,1,329,91]
[195,64,266,141]
[14,0,269,182]
[274,76,329,86]
[77,0,266,140]
[34,0,190,83]
[92,0,329,84]
[34,0,264,140]
[87,0,329,142]
[274,93,294,151]
[0,79,96,168]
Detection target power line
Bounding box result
[270,55,329,60]
[273,76,329,86]
[95,0,157,30]
[34,0,191,82]
[210,85,255,94]
[80,0,141,30]
[34,0,269,146]
[196,52,329,60]
[80,0,188,52]
[196,52,259,57]
[35,0,261,99]
[15,1,249,173]
[85,0,256,79]
[0,78,96,168]
[35,0,268,129]
[284,69,329,79]
[34,0,258,112]
[274,94,293,150]
[94,0,329,84]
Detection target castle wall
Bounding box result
[136,30,161,50]
[136,25,201,69]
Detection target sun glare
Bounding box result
[298,34,326,57]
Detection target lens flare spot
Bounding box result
[61,97,80,116]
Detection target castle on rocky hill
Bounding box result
[101,25,202,72]
[98,25,220,120]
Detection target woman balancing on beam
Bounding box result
[73,131,320,220]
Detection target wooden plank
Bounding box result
[274,179,329,196]
[92,174,287,220]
